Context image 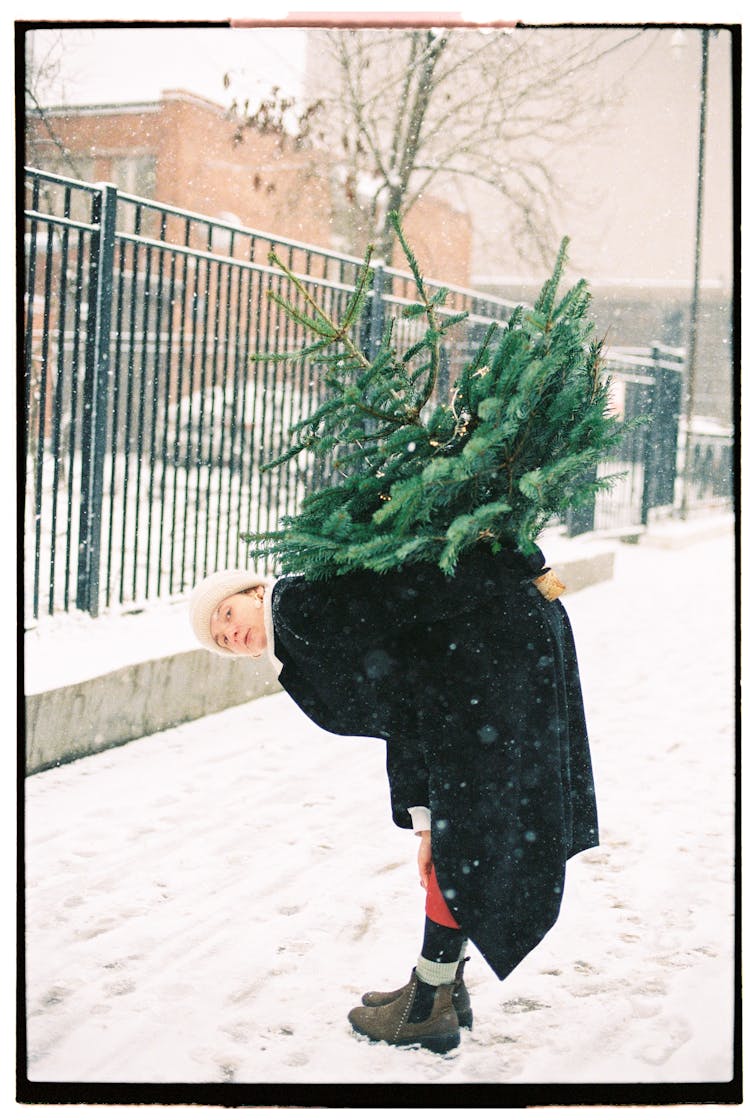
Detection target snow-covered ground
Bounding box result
[22,525,737,1100]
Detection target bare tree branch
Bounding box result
[324,27,647,264]
[227,26,649,269]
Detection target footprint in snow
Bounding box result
[38,985,69,1009]
[227,977,265,1005]
[104,977,137,997]
[628,993,663,1021]
[501,997,551,1014]
[633,977,668,996]
[78,923,118,940]
[570,977,630,998]
[352,905,375,941]
[220,1020,251,1044]
[634,1016,692,1065]
[276,938,313,956]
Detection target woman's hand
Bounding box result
[417,831,433,890]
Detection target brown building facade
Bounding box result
[26,89,473,287]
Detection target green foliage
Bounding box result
[242,216,629,578]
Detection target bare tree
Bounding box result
[301,26,647,269]
[24,30,88,177]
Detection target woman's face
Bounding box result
[210,587,268,657]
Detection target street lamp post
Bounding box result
[675,28,711,520]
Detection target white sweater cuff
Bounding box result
[408,806,431,833]
[263,580,284,678]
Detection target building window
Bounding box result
[110,155,157,199]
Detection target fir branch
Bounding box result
[266,248,373,367]
[244,224,627,579]
[388,211,443,411]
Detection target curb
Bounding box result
[638,512,734,549]
[25,651,282,776]
[553,551,615,594]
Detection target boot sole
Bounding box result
[351,1022,461,1054]
[400,1031,461,1054]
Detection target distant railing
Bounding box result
[574,343,684,534]
[677,415,734,513]
[23,168,732,621]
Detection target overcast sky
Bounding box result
[20,19,735,288]
[27,26,307,109]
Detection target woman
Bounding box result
[189,545,598,1054]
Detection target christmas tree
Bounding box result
[243,213,627,579]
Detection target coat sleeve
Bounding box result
[272,570,423,741]
[385,735,431,830]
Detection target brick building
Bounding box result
[26,88,473,287]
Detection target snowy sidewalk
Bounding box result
[23,532,736,1095]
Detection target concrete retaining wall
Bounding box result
[24,551,614,776]
[25,650,282,775]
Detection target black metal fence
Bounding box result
[23,168,732,622]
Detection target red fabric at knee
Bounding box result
[425,867,461,929]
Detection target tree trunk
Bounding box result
[374,29,450,266]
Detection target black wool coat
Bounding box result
[271,545,598,981]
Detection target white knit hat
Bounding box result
[189,568,269,656]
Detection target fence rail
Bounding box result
[23,168,733,622]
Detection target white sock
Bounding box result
[415,954,460,987]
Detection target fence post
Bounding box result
[639,346,660,526]
[362,258,386,361]
[640,343,682,525]
[76,182,117,616]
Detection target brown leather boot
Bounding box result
[348,973,461,1053]
[361,959,473,1029]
